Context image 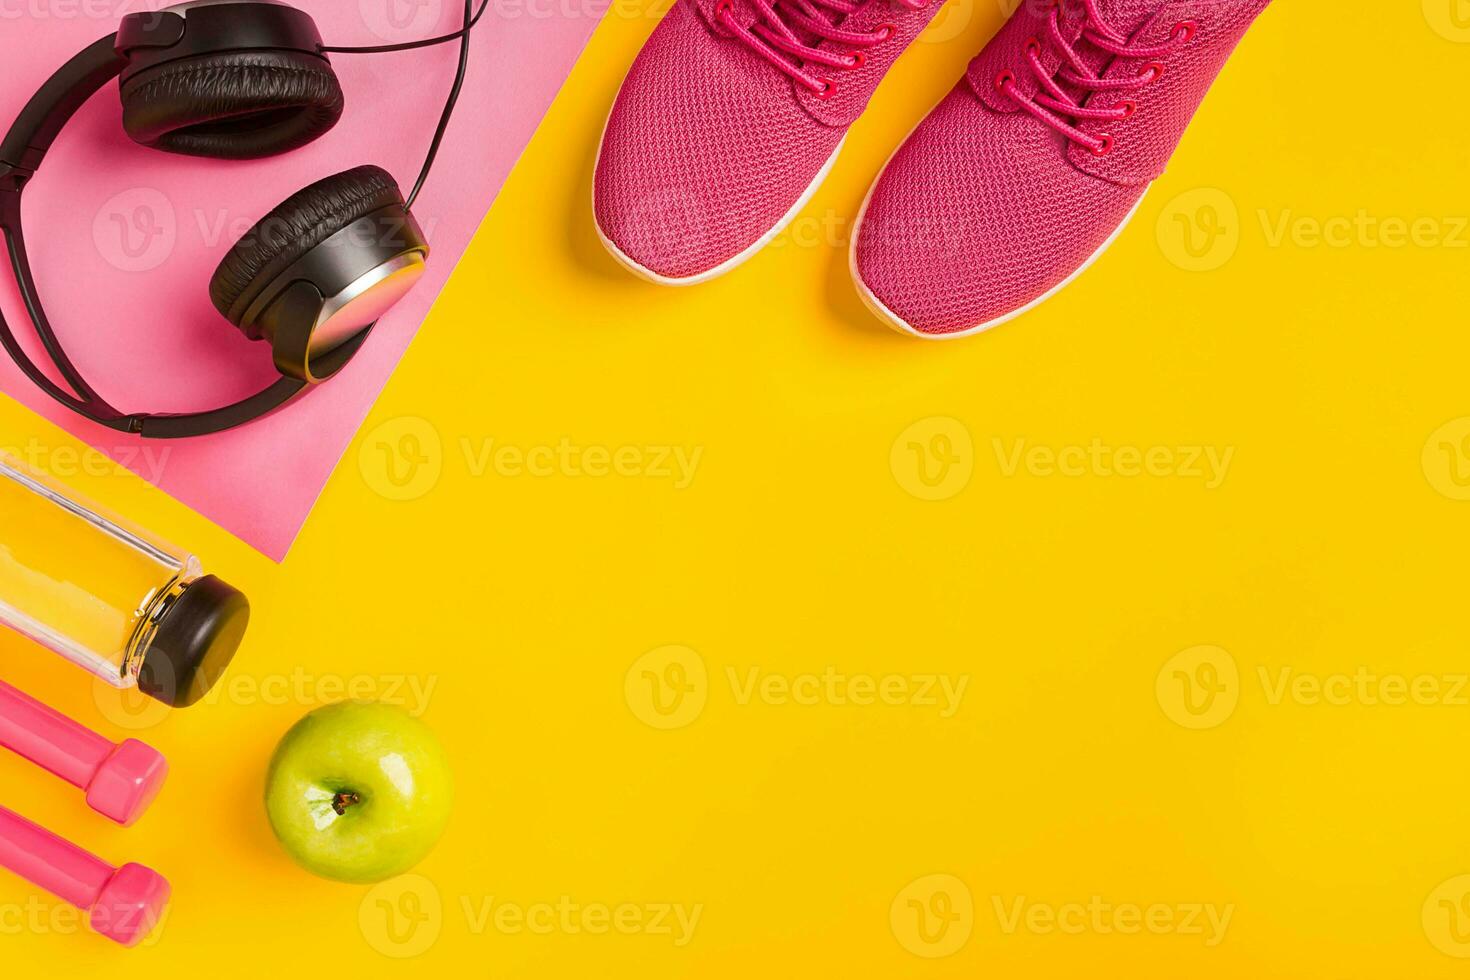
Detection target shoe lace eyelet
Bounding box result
[1172,20,1198,42]
[1025,35,1042,57]
[994,69,1015,93]
[1116,99,1136,119]
[1091,134,1115,157]
[813,78,837,99]
[847,50,866,68]
[875,22,896,40]
[716,0,734,15]
[1141,61,1164,82]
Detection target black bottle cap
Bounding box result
[138,575,250,707]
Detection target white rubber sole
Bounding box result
[849,145,1150,340]
[592,96,847,286]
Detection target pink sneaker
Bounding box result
[851,0,1273,337]
[594,0,941,284]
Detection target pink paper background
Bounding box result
[0,0,603,559]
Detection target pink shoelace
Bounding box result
[715,0,926,97]
[994,0,1196,156]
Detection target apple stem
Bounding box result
[332,792,361,816]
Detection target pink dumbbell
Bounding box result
[0,680,168,826]
[0,803,169,947]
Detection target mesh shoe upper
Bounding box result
[855,85,1146,335]
[853,0,1273,336]
[595,0,940,281]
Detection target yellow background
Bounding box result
[3,0,1470,975]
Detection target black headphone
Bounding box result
[0,0,484,439]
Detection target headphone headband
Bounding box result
[0,2,478,439]
[0,32,307,439]
[1,35,123,181]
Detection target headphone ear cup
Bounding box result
[209,165,408,327]
[120,50,344,159]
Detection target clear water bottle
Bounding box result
[0,454,248,706]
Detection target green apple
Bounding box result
[265,701,453,883]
